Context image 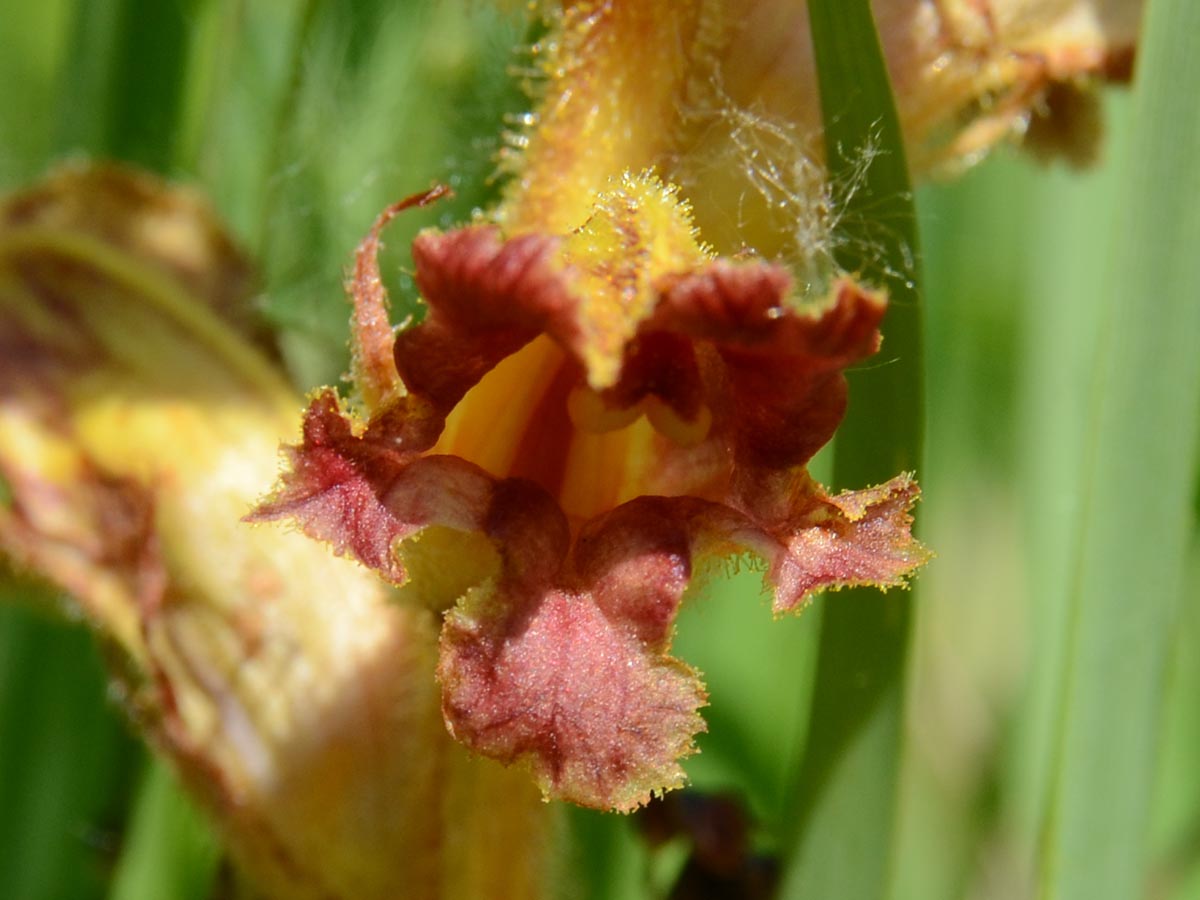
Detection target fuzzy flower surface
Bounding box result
[0,0,1141,890]
[250,9,933,813]
[246,0,1141,815]
[253,178,929,810]
[253,0,1138,812]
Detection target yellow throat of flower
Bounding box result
[434,172,720,522]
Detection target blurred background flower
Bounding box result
[0,162,556,899]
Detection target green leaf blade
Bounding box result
[1038,0,1200,896]
[782,3,925,899]
[108,761,220,900]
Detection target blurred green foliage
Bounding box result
[1,1,1197,899]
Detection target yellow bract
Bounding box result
[560,171,711,389]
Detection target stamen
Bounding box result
[567,384,641,433]
[644,396,712,448]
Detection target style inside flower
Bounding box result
[251,167,930,811]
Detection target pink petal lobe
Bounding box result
[756,473,931,614]
[440,586,707,813]
[439,496,711,813]
[248,390,491,585]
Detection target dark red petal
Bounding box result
[398,226,572,410]
[598,330,707,423]
[397,225,889,478]
[249,387,575,595]
[248,390,491,584]
[656,265,882,364]
[655,267,887,468]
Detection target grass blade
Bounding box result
[55,0,197,171]
[0,596,145,900]
[782,1,923,897]
[107,761,220,900]
[1037,0,1200,896]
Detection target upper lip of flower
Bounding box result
[250,169,929,811]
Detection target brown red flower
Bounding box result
[252,172,929,810]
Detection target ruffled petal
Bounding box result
[439,497,713,812]
[254,175,928,812]
[435,478,926,811]
[248,390,485,585]
[400,226,569,410]
[440,580,707,812]
[736,472,931,614]
[644,264,887,469]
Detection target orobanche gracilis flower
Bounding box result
[0,0,1138,892]
[253,0,1137,813]
[251,5,932,813]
